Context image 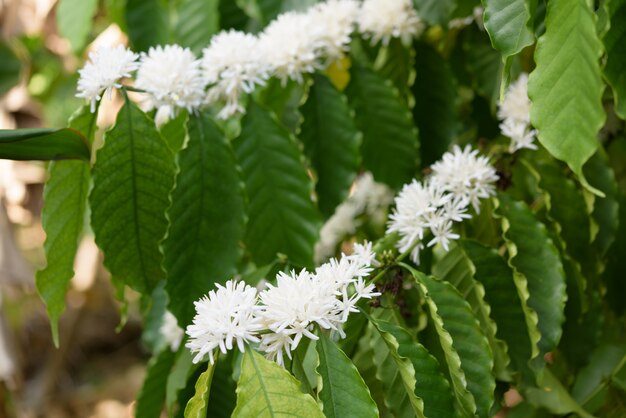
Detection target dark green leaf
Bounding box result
[602,193,626,314]
[234,100,320,267]
[316,332,378,418]
[219,0,249,30]
[375,39,415,101]
[300,74,360,218]
[0,41,21,95]
[207,359,237,418]
[604,0,626,119]
[528,0,605,195]
[163,112,245,327]
[174,0,219,55]
[483,0,535,58]
[36,106,95,347]
[414,0,456,25]
[56,0,98,52]
[412,41,458,166]
[160,110,188,154]
[184,362,216,418]
[0,128,90,161]
[166,349,199,416]
[370,317,455,418]
[125,0,169,51]
[136,349,177,418]
[433,243,511,381]
[90,100,176,293]
[463,28,503,109]
[409,268,495,418]
[231,347,324,417]
[495,193,566,361]
[347,63,419,189]
[523,370,594,418]
[573,344,626,412]
[458,240,537,384]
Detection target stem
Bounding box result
[122,85,147,94]
[370,244,415,284]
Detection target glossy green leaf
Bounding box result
[370,317,455,418]
[125,0,169,51]
[232,347,324,418]
[409,268,495,418]
[56,0,98,52]
[300,74,360,218]
[495,193,566,360]
[482,0,535,58]
[433,243,511,381]
[136,349,177,418]
[528,0,605,195]
[412,41,458,166]
[584,149,620,257]
[459,240,537,384]
[184,362,216,418]
[160,110,188,154]
[163,112,245,327]
[0,41,21,95]
[234,100,320,267]
[90,100,176,293]
[316,332,378,418]
[413,0,456,25]
[604,0,626,119]
[0,128,90,161]
[36,106,95,347]
[347,64,419,189]
[174,0,219,55]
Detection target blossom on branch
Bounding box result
[358,0,424,45]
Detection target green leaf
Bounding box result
[234,100,320,267]
[300,74,360,218]
[174,0,219,55]
[528,0,605,195]
[166,348,199,415]
[163,112,245,327]
[125,0,169,51]
[0,128,90,161]
[602,193,626,314]
[375,39,415,101]
[482,0,535,58]
[0,41,21,95]
[458,240,538,384]
[184,362,216,418]
[56,0,98,52]
[207,358,238,417]
[369,317,455,418]
[463,27,503,109]
[495,193,566,361]
[346,63,419,189]
[414,0,456,25]
[433,243,511,381]
[523,370,594,418]
[409,268,495,418]
[584,149,620,257]
[232,347,324,418]
[160,110,188,154]
[316,332,378,418]
[136,349,177,418]
[603,0,626,119]
[90,100,176,293]
[36,106,95,347]
[412,41,458,166]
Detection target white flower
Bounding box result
[259,11,321,84]
[358,0,424,45]
[430,145,498,213]
[76,45,139,112]
[135,45,205,126]
[309,0,359,62]
[186,280,262,364]
[160,311,184,352]
[497,74,538,152]
[202,30,270,119]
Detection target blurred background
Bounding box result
[1,1,147,417]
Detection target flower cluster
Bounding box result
[185,242,379,366]
[387,145,498,264]
[497,74,538,153]
[316,172,394,262]
[159,311,185,352]
[75,0,425,121]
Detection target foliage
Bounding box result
[2,0,626,417]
